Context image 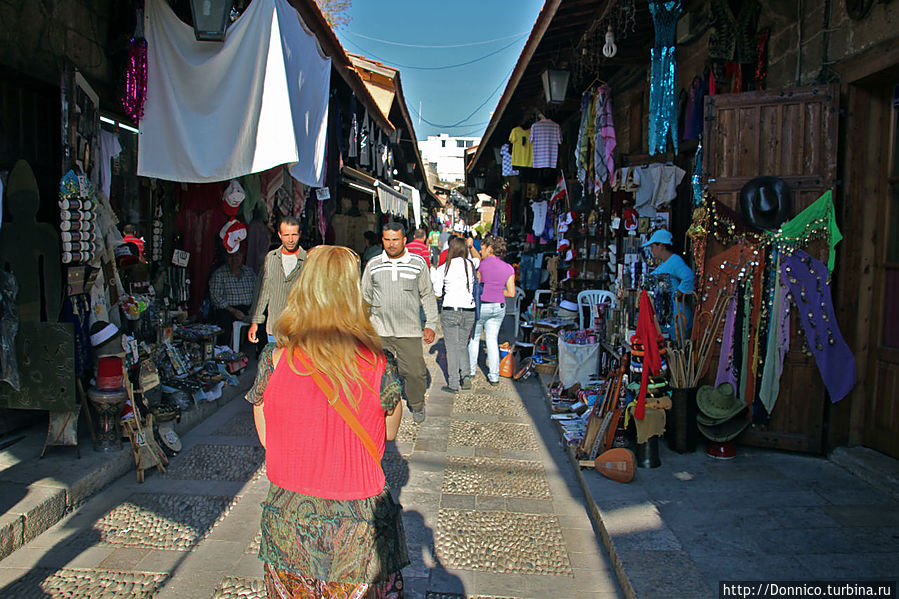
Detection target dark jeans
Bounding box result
[213,304,251,346]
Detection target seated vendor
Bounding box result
[642,229,694,342]
[209,244,256,346]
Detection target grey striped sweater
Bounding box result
[361,251,439,338]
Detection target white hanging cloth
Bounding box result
[138,0,330,186]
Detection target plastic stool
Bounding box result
[232,321,249,352]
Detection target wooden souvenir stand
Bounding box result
[122,373,168,483]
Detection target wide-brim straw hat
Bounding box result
[697,382,745,421]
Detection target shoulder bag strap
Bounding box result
[293,352,381,466]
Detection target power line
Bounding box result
[341,35,526,71]
[344,29,531,49]
[407,66,513,129]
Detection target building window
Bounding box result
[441,140,446,147]
[456,140,466,148]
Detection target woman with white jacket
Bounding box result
[432,236,480,392]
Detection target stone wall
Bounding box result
[0,0,119,90]
[766,0,899,88]
[674,0,899,92]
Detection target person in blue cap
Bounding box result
[642,229,694,341]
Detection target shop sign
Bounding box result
[172,249,190,267]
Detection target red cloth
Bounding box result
[438,248,448,266]
[176,183,229,316]
[634,290,662,420]
[262,349,388,500]
[122,234,145,259]
[405,239,430,264]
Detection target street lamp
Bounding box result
[189,0,232,41]
[541,68,570,104]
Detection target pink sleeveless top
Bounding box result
[262,349,387,500]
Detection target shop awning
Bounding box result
[342,166,407,219]
[395,181,422,228]
[376,181,408,219]
[138,0,330,186]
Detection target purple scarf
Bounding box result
[781,251,855,402]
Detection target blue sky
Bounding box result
[334,0,545,142]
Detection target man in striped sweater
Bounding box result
[362,222,439,423]
[248,216,306,344]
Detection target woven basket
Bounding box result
[534,361,558,374]
[532,332,560,375]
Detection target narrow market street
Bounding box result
[0,338,623,599]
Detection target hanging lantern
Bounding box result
[541,68,570,104]
[474,173,486,191]
[189,0,232,41]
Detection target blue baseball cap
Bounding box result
[641,229,673,247]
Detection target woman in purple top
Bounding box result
[468,236,516,385]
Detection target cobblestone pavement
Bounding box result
[0,340,622,599]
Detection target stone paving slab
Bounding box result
[434,508,573,575]
[0,567,168,598]
[67,492,239,551]
[448,421,539,451]
[213,411,258,437]
[442,456,551,499]
[211,575,266,598]
[162,444,264,481]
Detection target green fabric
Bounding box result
[759,254,787,413]
[775,190,842,273]
[240,173,262,223]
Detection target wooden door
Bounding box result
[862,81,899,458]
[704,85,839,453]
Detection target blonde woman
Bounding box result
[246,245,408,598]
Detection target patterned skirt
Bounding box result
[259,483,409,598]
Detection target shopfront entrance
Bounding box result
[703,85,838,454]
[840,53,899,459]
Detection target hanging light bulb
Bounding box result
[603,25,618,58]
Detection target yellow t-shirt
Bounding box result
[508,126,532,168]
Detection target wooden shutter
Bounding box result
[704,85,839,453]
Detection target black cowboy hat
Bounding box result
[739,176,792,231]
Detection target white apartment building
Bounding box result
[419,133,479,183]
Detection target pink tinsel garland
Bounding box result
[123,37,147,123]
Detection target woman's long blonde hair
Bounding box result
[273,245,382,409]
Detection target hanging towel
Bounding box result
[139,0,330,186]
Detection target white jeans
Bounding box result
[468,302,506,382]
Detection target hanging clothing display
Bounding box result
[500,143,519,177]
[708,0,761,64]
[774,190,842,274]
[593,85,617,188]
[530,118,562,169]
[508,126,532,168]
[139,0,331,186]
[359,111,371,167]
[648,0,682,156]
[632,163,685,216]
[95,130,122,199]
[682,75,706,142]
[758,259,791,413]
[575,92,593,185]
[781,251,855,402]
[530,200,548,236]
